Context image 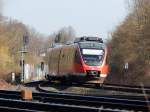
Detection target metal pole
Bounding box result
[11,72,15,83]
[21,34,29,83]
[21,46,24,83]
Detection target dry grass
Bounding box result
[0,79,15,89]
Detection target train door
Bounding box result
[49,48,61,76]
[59,45,76,76]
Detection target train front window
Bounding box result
[79,42,105,49]
[81,49,104,66]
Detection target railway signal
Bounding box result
[20,33,29,83]
[23,34,29,47]
[20,50,27,83]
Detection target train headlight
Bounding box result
[100,74,107,77]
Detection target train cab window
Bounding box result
[81,49,104,66]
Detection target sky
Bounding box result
[3,0,127,39]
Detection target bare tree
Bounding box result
[0,0,3,14]
[107,0,150,85]
[54,26,75,43]
[0,0,3,21]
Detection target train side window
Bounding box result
[75,50,81,64]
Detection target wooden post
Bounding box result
[21,89,32,100]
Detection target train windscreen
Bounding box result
[79,42,105,66]
[79,42,104,49]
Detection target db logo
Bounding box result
[91,67,94,70]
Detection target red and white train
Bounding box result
[45,37,109,86]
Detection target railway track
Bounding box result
[0,89,149,111]
[102,83,150,94]
[0,97,118,112]
[34,80,150,95]
[37,82,149,101]
[24,80,150,101]
[37,83,150,111]
[0,90,125,112]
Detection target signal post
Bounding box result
[20,34,29,83]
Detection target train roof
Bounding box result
[74,36,103,43]
[49,37,104,49]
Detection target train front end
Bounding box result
[75,37,109,85]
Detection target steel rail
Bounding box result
[104,83,150,89]
[0,90,120,112]
[0,89,149,111]
[37,84,149,111]
[0,89,148,102]
[1,82,150,112]
[34,92,149,111]
[36,80,150,94]
[0,98,121,112]
[0,106,41,112]
[37,81,150,99]
[102,84,150,94]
